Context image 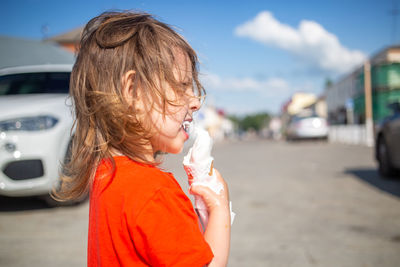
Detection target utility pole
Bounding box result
[364,61,374,147]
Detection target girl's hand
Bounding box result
[189,169,230,214]
[190,169,231,266]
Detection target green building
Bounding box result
[354,51,400,123]
[326,46,400,125]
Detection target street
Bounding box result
[1,140,400,267]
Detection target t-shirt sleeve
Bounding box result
[129,188,214,267]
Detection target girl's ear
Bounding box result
[122,70,146,114]
[121,70,136,105]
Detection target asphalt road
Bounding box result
[1,139,400,267]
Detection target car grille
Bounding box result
[2,160,44,180]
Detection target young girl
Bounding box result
[55,11,231,266]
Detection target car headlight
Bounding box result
[0,116,59,132]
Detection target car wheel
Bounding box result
[377,137,396,177]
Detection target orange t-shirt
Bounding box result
[88,156,213,267]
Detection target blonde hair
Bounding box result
[54,11,204,201]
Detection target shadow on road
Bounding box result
[0,195,51,212]
[345,168,400,198]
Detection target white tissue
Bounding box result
[183,125,235,228]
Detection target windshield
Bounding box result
[0,72,70,95]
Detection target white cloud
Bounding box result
[235,11,366,74]
[201,73,290,95]
[199,72,326,114]
[199,73,315,114]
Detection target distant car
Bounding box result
[375,102,400,177]
[286,114,328,140]
[0,64,74,204]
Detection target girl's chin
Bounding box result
[159,142,184,155]
[169,144,184,154]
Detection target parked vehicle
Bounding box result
[375,102,400,177]
[286,113,328,140]
[0,64,74,204]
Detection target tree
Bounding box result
[228,112,271,133]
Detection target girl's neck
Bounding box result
[110,147,156,162]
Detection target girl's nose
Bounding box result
[189,95,201,111]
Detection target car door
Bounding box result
[388,112,400,167]
[386,103,400,168]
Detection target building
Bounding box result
[0,35,75,69]
[284,92,317,116]
[325,71,359,124]
[195,105,234,142]
[45,27,83,53]
[326,46,400,125]
[353,46,400,124]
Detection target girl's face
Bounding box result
[149,53,200,155]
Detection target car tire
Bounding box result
[377,136,396,178]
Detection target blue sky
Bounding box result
[1,0,397,115]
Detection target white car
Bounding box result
[286,114,329,140]
[0,64,73,203]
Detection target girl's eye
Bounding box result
[181,82,191,88]
[179,82,193,94]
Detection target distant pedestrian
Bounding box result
[53,10,231,267]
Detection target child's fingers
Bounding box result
[190,184,223,211]
[190,184,216,199]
